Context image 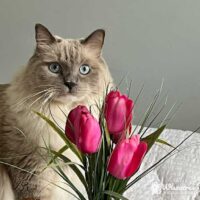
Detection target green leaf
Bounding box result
[137,91,161,135]
[47,145,68,166]
[103,190,128,200]
[156,138,175,149]
[104,119,111,147]
[55,165,86,200]
[33,111,83,162]
[141,125,166,151]
[50,149,88,192]
[98,136,107,196]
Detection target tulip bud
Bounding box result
[65,105,101,154]
[107,135,147,179]
[104,90,134,142]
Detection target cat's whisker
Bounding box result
[13,88,55,108]
[40,93,54,112]
[47,101,65,131]
[57,105,68,118]
[13,126,26,137]
[29,95,47,109]
[22,88,57,108]
[28,89,56,109]
[12,92,43,108]
[20,89,52,101]
[34,85,58,90]
[39,89,59,113]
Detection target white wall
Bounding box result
[0,0,200,131]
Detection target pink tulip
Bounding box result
[107,135,147,179]
[65,105,101,154]
[111,123,133,144]
[104,90,134,142]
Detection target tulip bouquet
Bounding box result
[35,88,195,200]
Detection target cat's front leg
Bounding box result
[10,168,55,200]
[10,165,75,200]
[6,152,55,200]
[0,165,15,200]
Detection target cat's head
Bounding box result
[20,24,112,108]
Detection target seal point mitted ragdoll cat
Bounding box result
[0,24,113,200]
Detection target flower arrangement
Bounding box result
[35,88,199,200]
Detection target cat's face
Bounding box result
[24,24,112,106]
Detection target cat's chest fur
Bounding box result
[0,84,86,200]
[16,108,85,199]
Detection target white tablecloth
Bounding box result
[125,128,200,200]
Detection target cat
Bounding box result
[0,24,113,200]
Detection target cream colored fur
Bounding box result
[0,24,113,200]
[0,166,15,200]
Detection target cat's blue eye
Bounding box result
[79,64,91,75]
[49,63,61,73]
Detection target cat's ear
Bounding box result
[82,29,105,56]
[35,23,56,45]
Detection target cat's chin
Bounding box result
[53,94,79,104]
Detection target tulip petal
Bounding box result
[107,136,140,179]
[104,90,134,143]
[126,99,134,125]
[106,97,127,133]
[111,132,125,143]
[106,90,121,100]
[65,119,76,143]
[125,141,147,177]
[78,115,101,154]
[105,97,119,121]
[107,135,147,179]
[108,141,133,179]
[65,105,101,154]
[65,105,89,144]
